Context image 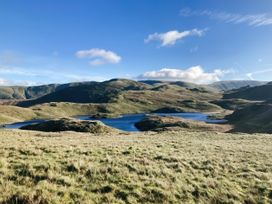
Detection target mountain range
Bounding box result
[0,79,266,101]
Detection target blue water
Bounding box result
[75,113,227,132]
[3,119,47,129]
[3,113,227,132]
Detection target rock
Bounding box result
[90,113,121,119]
[20,118,118,134]
[135,115,230,132]
[152,107,186,113]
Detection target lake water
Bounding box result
[3,112,227,132]
[76,112,227,132]
[3,119,47,129]
[5,113,226,132]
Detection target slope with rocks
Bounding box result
[210,80,266,91]
[16,79,223,114]
[223,82,272,101]
[226,102,272,133]
[20,118,118,134]
[135,115,231,132]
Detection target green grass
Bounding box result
[0,129,271,203]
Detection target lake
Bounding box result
[3,112,227,132]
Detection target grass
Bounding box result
[0,103,105,124]
[0,129,271,203]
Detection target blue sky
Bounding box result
[0,0,272,85]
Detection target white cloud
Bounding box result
[138,66,228,84]
[144,29,205,47]
[180,8,272,27]
[75,48,121,66]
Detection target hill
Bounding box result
[17,79,150,106]
[210,80,265,91]
[223,82,272,101]
[226,102,272,133]
[16,79,223,114]
[0,81,96,100]
[140,80,218,92]
[0,80,266,101]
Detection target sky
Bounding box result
[0,0,272,86]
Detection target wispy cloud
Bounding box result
[144,29,205,47]
[180,8,272,27]
[138,66,230,84]
[0,64,107,86]
[0,77,38,86]
[246,67,272,80]
[0,65,38,76]
[75,48,121,66]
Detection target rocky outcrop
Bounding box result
[20,118,118,134]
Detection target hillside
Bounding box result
[0,81,96,100]
[223,82,272,101]
[210,80,265,91]
[0,79,218,101]
[17,79,150,106]
[0,79,265,101]
[16,79,223,114]
[226,102,272,133]
[140,80,218,92]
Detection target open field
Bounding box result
[0,129,271,203]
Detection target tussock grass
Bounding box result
[0,129,271,203]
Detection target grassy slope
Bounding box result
[0,103,105,124]
[0,82,97,100]
[226,102,272,133]
[223,83,272,101]
[210,80,266,91]
[0,129,271,203]
[16,79,222,113]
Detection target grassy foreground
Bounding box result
[0,129,272,203]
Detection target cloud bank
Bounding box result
[144,29,205,46]
[138,66,227,84]
[75,48,121,65]
[180,8,272,27]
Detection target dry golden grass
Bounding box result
[0,129,271,203]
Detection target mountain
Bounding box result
[223,82,272,101]
[0,79,265,101]
[17,79,151,106]
[0,81,96,100]
[140,80,218,92]
[210,80,266,91]
[16,79,222,113]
